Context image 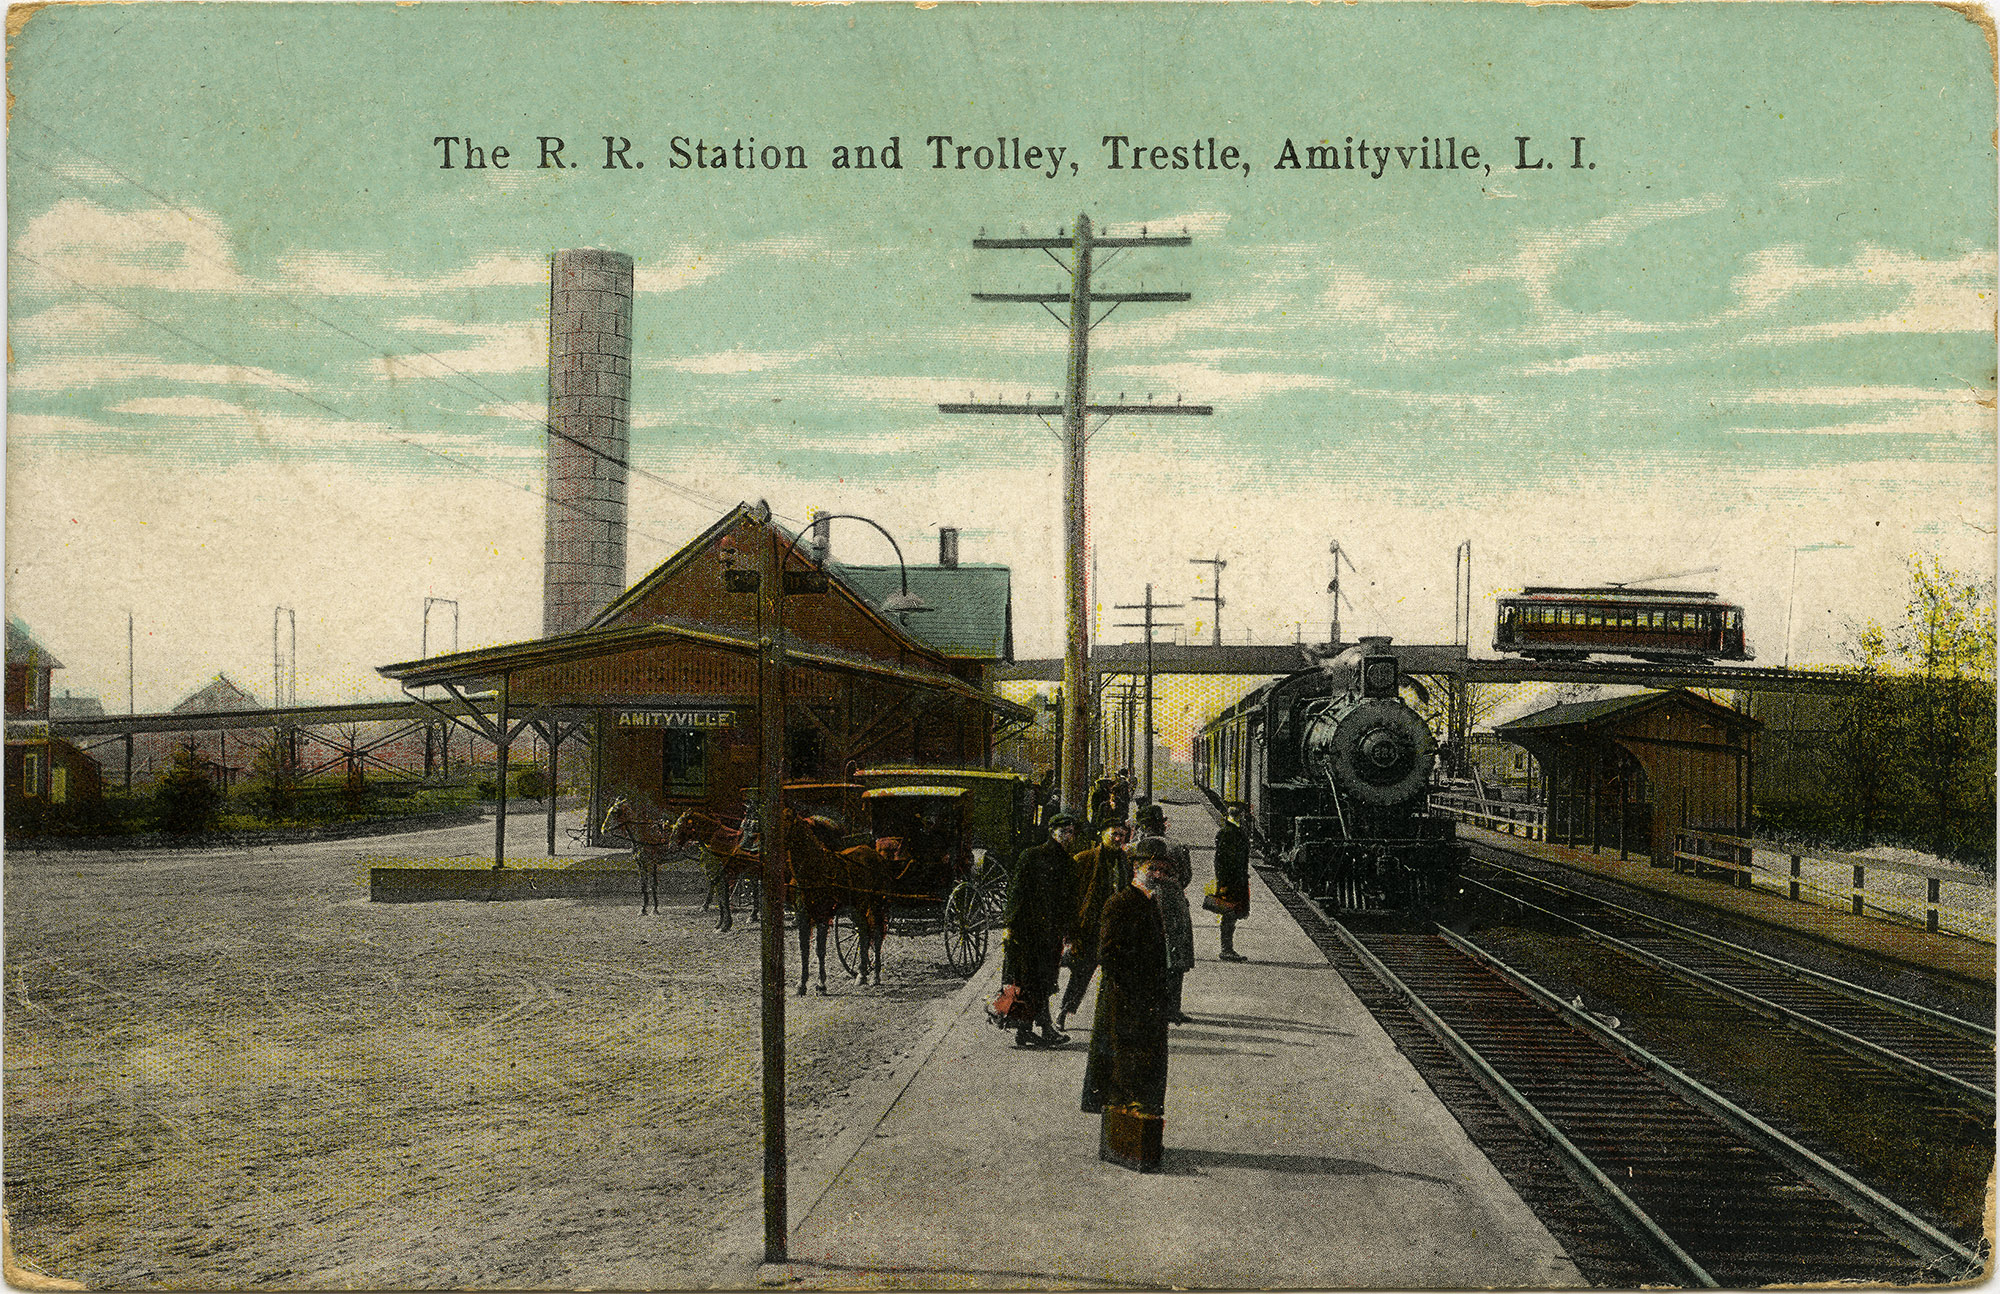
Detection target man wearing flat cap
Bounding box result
[999,814,1078,1047]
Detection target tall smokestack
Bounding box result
[544,249,634,636]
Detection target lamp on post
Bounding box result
[716,506,929,1268]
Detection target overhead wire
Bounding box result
[9,111,803,527]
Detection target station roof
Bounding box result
[832,563,1012,662]
[6,617,63,670]
[1497,688,1760,736]
[378,616,1033,722]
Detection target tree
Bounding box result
[247,734,300,822]
[1828,555,1996,864]
[1892,556,1996,858]
[1826,619,1898,840]
[155,741,222,835]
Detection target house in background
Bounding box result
[6,618,103,810]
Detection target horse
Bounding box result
[786,810,891,995]
[600,798,680,915]
[666,808,763,932]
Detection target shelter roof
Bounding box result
[832,563,1012,661]
[1496,688,1760,736]
[6,617,63,670]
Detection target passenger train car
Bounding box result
[1493,587,1749,663]
[1194,638,1462,914]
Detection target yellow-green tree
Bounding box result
[1894,556,1995,859]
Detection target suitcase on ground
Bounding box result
[1099,1105,1164,1172]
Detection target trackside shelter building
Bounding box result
[377,503,1029,846]
[1495,689,1761,868]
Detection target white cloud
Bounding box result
[110,395,255,419]
[1097,360,1347,403]
[652,349,806,375]
[1738,246,1997,341]
[275,251,547,297]
[13,198,248,292]
[1519,349,1680,378]
[1734,384,1994,408]
[375,318,544,379]
[8,354,302,394]
[10,299,139,345]
[470,401,548,423]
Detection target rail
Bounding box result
[1678,831,1995,943]
[1429,792,1546,841]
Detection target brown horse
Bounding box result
[667,808,763,931]
[600,798,681,915]
[788,812,891,994]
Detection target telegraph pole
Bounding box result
[1189,554,1226,647]
[942,215,1211,816]
[1327,541,1356,650]
[1114,583,1183,804]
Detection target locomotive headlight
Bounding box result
[1362,659,1397,697]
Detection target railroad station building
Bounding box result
[378,502,1029,840]
[1496,688,1760,868]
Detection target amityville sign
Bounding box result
[613,708,742,730]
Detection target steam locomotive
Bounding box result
[1194,637,1463,914]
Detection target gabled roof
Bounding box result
[173,674,263,715]
[586,502,1010,663]
[7,618,64,671]
[1497,687,1760,736]
[51,693,106,718]
[833,563,1012,662]
[585,503,757,630]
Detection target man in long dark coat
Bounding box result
[1214,803,1251,962]
[1080,842,1173,1115]
[1058,822,1131,1030]
[999,814,1078,1048]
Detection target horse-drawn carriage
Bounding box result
[605,767,1036,982]
[802,768,1037,978]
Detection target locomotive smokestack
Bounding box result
[939,527,960,569]
[543,249,634,637]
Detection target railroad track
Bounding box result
[1258,862,1985,1287]
[1461,849,1996,1110]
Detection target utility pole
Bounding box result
[1189,555,1226,647]
[1327,541,1356,650]
[1114,583,1183,805]
[942,215,1211,817]
[125,611,134,790]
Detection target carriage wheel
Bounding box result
[832,911,859,976]
[942,882,989,977]
[974,874,1007,925]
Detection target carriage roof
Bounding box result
[861,785,971,800]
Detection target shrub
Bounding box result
[155,744,221,835]
[514,767,550,800]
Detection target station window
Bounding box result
[662,729,706,798]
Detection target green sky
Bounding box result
[7,2,1995,707]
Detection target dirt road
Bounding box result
[4,814,966,1288]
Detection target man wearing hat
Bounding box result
[998,815,1078,1047]
[1213,803,1252,962]
[1135,804,1195,1023]
[1081,840,1174,1125]
[1058,821,1132,1031]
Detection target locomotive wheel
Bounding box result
[832,912,859,975]
[942,883,989,976]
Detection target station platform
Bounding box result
[1460,824,1996,991]
[758,800,1584,1290]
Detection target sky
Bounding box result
[6,3,1995,713]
